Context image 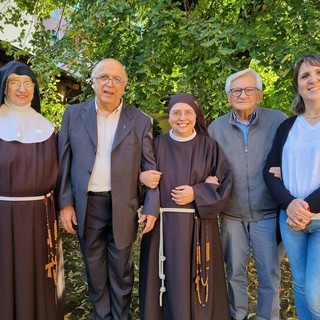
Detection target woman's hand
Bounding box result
[139,170,162,189]
[171,185,194,205]
[286,199,315,230]
[286,216,307,230]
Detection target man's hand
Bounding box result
[140,170,162,189]
[171,185,194,205]
[205,175,219,185]
[59,205,78,234]
[138,214,157,234]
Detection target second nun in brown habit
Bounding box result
[139,93,232,320]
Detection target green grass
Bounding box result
[62,229,297,320]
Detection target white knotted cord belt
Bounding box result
[0,192,53,201]
[0,191,58,285]
[158,207,195,306]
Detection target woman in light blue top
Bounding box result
[264,54,320,319]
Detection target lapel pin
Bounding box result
[122,126,126,130]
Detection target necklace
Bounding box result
[303,113,320,119]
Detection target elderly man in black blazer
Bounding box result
[57,58,160,319]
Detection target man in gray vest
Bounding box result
[208,68,287,320]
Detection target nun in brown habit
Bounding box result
[139,93,231,319]
[0,60,64,320]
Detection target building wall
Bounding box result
[0,2,81,103]
[0,2,67,48]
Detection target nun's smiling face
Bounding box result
[6,75,35,107]
[169,103,196,138]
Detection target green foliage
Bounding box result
[0,0,77,17]
[1,0,320,123]
[62,231,93,319]
[31,61,67,128]
[152,118,163,137]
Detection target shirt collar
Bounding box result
[95,99,123,117]
[232,109,257,127]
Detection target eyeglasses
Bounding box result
[229,87,259,97]
[170,110,196,119]
[91,75,127,85]
[8,80,35,89]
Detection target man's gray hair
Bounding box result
[225,68,263,93]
